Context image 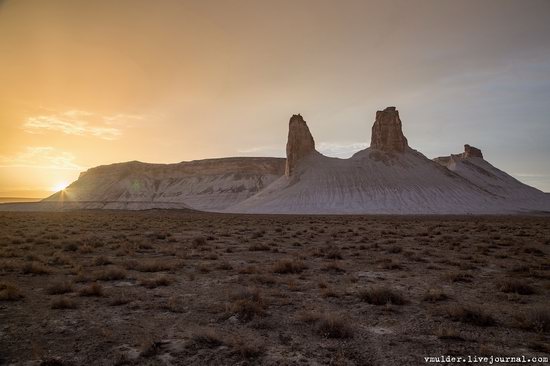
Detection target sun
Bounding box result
[52,182,69,192]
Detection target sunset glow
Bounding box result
[52,182,69,192]
[1,0,549,197]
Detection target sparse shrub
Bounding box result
[217,261,233,270]
[94,267,127,281]
[229,335,264,359]
[443,271,473,283]
[297,310,323,323]
[93,255,112,266]
[248,243,270,251]
[21,261,51,275]
[109,292,132,306]
[325,249,342,259]
[192,236,207,248]
[197,263,210,273]
[49,253,72,266]
[190,328,224,348]
[381,259,403,270]
[320,288,340,298]
[446,304,495,326]
[515,306,550,333]
[321,262,345,273]
[251,230,265,239]
[140,275,171,289]
[272,259,306,274]
[423,288,449,302]
[316,313,354,338]
[51,297,77,309]
[435,326,464,340]
[79,282,104,297]
[497,279,535,295]
[238,265,258,274]
[164,296,185,313]
[523,247,544,256]
[250,274,276,285]
[228,287,266,321]
[39,356,66,366]
[63,242,78,252]
[79,244,93,253]
[0,282,23,301]
[140,341,167,358]
[387,245,402,254]
[47,280,73,295]
[358,286,407,305]
[126,259,175,273]
[297,310,353,338]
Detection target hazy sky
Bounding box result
[1,0,549,197]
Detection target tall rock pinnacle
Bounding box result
[462,144,483,159]
[370,107,408,153]
[285,114,315,176]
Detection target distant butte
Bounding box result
[20,106,548,215]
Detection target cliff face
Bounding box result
[44,157,285,211]
[285,114,316,176]
[370,107,408,153]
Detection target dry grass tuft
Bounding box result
[125,259,176,273]
[164,296,186,313]
[21,261,51,275]
[51,297,78,309]
[272,259,306,274]
[94,266,127,281]
[435,325,464,340]
[446,304,495,326]
[47,280,73,295]
[229,335,265,359]
[358,286,407,305]
[443,271,473,283]
[297,311,353,338]
[190,328,225,348]
[191,236,207,248]
[497,279,535,295]
[0,282,24,301]
[228,287,266,321]
[316,313,354,338]
[422,288,449,302]
[515,306,550,333]
[79,282,104,297]
[140,275,171,289]
[93,255,112,266]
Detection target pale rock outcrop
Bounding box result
[285,114,316,176]
[370,107,408,153]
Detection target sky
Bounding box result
[0,0,549,197]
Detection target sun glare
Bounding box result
[52,182,69,192]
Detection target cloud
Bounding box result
[22,110,143,140]
[0,147,83,170]
[317,142,368,158]
[237,145,284,156]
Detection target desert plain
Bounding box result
[0,210,549,365]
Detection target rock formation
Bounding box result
[462,144,483,159]
[285,114,316,176]
[11,106,547,215]
[370,107,408,153]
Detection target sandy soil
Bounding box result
[0,211,549,365]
